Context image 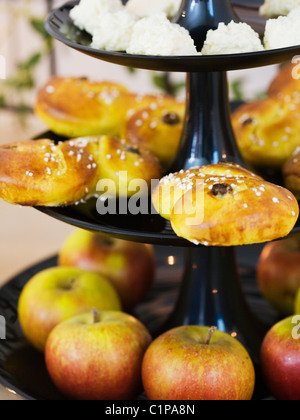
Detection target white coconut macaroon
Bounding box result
[70,0,123,35]
[260,0,300,18]
[125,0,181,19]
[201,21,264,55]
[264,7,300,50]
[126,13,198,56]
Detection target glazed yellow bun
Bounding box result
[0,136,163,206]
[232,63,300,169]
[152,163,299,246]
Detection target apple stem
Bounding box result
[92,308,100,324]
[205,327,217,345]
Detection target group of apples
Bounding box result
[16,229,300,400]
[18,229,156,399]
[257,237,300,400]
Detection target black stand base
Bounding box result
[158,247,268,366]
[154,246,271,400]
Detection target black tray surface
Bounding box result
[0,245,277,400]
[45,1,300,73]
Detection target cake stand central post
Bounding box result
[165,71,267,368]
[171,71,244,171]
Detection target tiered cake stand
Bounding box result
[2,0,299,400]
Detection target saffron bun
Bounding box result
[267,63,299,97]
[96,135,163,197]
[0,138,100,207]
[122,101,185,168]
[35,78,129,137]
[232,63,300,169]
[232,97,300,169]
[0,136,163,207]
[152,163,261,220]
[152,163,299,246]
[283,146,300,199]
[35,76,183,139]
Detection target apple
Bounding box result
[18,267,121,353]
[58,229,156,310]
[45,309,152,400]
[261,316,300,400]
[257,238,300,316]
[142,326,256,401]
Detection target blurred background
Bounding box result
[0,0,280,282]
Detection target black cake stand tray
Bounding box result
[4,0,294,400]
[45,0,300,73]
[40,0,300,375]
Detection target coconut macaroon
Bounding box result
[125,0,181,19]
[264,7,300,50]
[70,0,123,35]
[91,10,138,51]
[260,0,300,18]
[127,13,198,56]
[201,21,264,55]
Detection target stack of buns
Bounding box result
[0,72,299,247]
[35,76,184,169]
[0,76,186,207]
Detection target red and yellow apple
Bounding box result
[261,316,300,400]
[18,267,121,352]
[257,238,300,316]
[58,229,156,310]
[45,309,152,400]
[142,326,256,401]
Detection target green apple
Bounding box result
[18,267,121,352]
[261,316,300,400]
[45,309,152,400]
[142,326,256,400]
[58,229,156,310]
[257,238,300,316]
